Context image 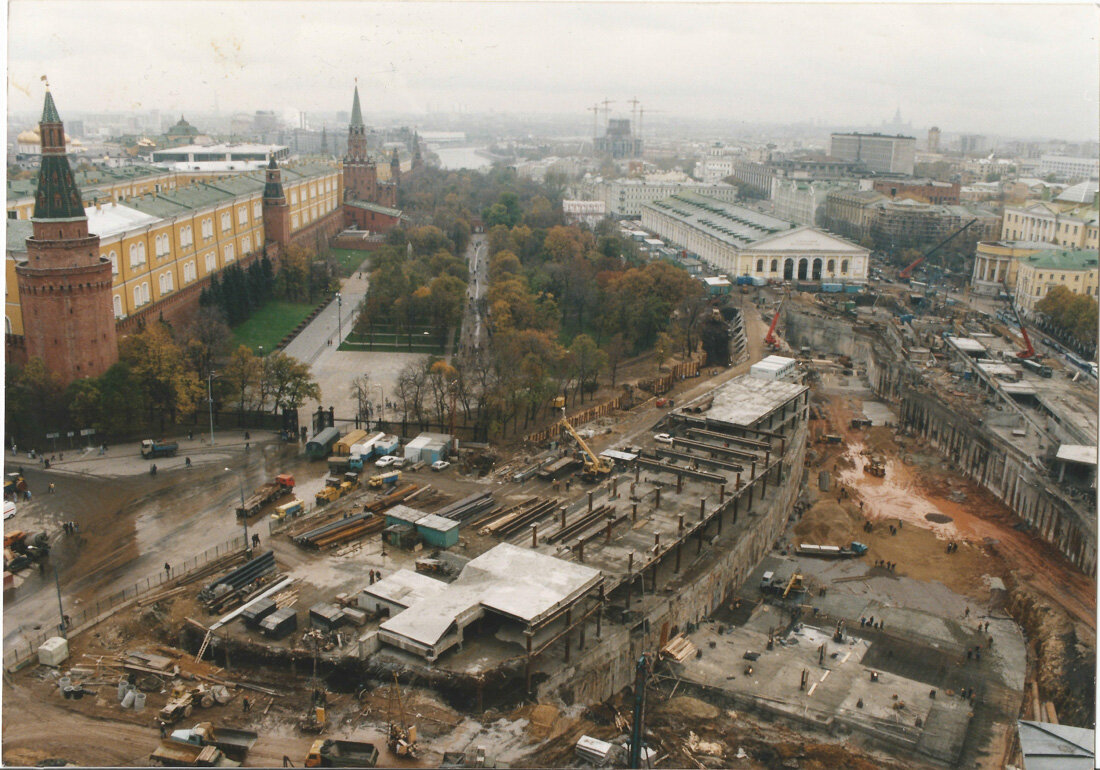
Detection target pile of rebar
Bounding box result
[491,499,559,538]
[545,504,615,544]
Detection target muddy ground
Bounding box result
[812,391,1095,729]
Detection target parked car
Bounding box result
[374,455,397,468]
[654,433,673,444]
[391,457,407,469]
[431,460,451,472]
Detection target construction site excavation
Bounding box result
[4,262,1097,769]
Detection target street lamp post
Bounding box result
[227,467,251,555]
[207,371,218,446]
[336,292,343,345]
[372,384,385,428]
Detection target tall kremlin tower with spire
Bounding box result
[15,85,118,385]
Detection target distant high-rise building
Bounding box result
[927,126,941,153]
[829,133,915,175]
[959,134,988,155]
[595,118,643,160]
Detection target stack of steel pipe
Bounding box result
[364,483,419,513]
[294,512,379,549]
[435,491,495,522]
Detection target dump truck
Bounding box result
[305,738,379,767]
[368,470,402,489]
[151,741,240,767]
[235,474,295,517]
[141,439,179,459]
[796,542,868,559]
[168,723,258,762]
[864,458,886,477]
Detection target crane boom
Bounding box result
[899,218,979,280]
[559,411,611,479]
[1001,280,1036,358]
[764,305,782,346]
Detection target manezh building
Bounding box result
[6,85,422,384]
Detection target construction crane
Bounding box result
[764,300,784,350]
[782,573,804,599]
[898,218,979,281]
[559,408,612,481]
[628,654,652,770]
[1001,279,1037,359]
[386,674,418,758]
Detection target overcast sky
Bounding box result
[7,1,1099,140]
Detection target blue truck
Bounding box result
[141,439,178,459]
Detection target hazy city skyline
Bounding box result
[6,1,1100,140]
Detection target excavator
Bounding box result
[898,218,978,282]
[557,406,612,482]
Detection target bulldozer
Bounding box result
[864,458,886,478]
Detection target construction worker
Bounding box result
[165,562,171,578]
[242,696,251,712]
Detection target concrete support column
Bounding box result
[576,539,585,563]
[699,497,706,521]
[655,487,661,509]
[596,584,604,638]
[719,483,726,504]
[733,496,739,524]
[632,502,638,523]
[561,506,567,529]
[531,523,538,547]
[588,491,594,513]
[626,552,634,608]
[564,608,572,663]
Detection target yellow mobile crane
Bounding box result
[557,407,612,481]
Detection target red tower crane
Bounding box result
[898,218,979,281]
[764,300,784,349]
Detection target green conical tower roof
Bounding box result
[350,85,364,128]
[33,88,85,221]
[41,88,61,123]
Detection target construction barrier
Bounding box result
[3,534,247,671]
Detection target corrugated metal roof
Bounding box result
[1017,720,1093,770]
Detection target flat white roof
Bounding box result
[163,160,267,172]
[947,336,987,353]
[674,373,807,427]
[85,202,161,237]
[362,569,447,610]
[703,276,732,286]
[1056,444,1098,466]
[977,362,1018,377]
[379,543,601,648]
[754,355,796,370]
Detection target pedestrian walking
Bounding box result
[164,562,171,578]
[48,483,55,494]
[242,696,251,713]
[185,457,192,468]
[24,489,31,501]
[160,722,168,738]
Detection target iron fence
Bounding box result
[3,534,246,670]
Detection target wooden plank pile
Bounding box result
[660,633,697,663]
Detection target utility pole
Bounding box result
[336,292,343,345]
[228,467,250,555]
[53,563,67,639]
[208,371,217,446]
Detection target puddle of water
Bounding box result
[837,442,960,539]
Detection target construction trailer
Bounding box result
[241,598,277,630]
[306,427,341,460]
[309,603,346,632]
